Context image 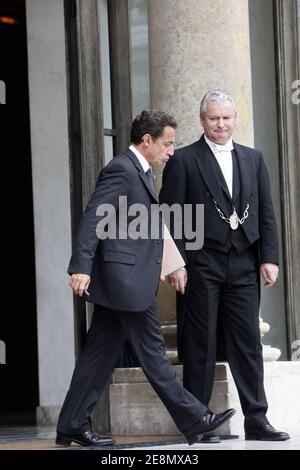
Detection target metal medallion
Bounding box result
[229,210,239,230]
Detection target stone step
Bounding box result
[113,365,183,384]
[166,348,179,364]
[113,363,228,384]
[110,363,233,436]
[110,362,300,436]
[161,322,177,348]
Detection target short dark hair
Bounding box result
[130,110,177,144]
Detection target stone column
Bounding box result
[148,0,254,148]
[148,0,254,333]
[26,0,75,424]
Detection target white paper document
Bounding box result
[161,225,186,277]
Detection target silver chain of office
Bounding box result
[213,199,249,230]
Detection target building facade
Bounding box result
[0,0,299,428]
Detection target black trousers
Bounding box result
[57,301,207,435]
[182,246,268,423]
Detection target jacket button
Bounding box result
[157,258,162,264]
[157,239,162,244]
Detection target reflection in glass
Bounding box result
[98,0,112,130]
[130,0,150,116]
[104,135,114,165]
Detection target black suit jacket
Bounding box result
[68,148,163,312]
[160,135,279,265]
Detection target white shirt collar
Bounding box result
[129,145,151,173]
[204,135,234,153]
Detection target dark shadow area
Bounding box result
[0,0,38,424]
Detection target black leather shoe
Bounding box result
[245,422,290,441]
[198,433,221,443]
[56,430,115,447]
[185,408,236,445]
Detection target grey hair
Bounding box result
[200,89,236,114]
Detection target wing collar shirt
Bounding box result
[204,135,234,198]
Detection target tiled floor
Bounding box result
[0,426,298,450]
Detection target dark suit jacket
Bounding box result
[68,148,163,312]
[159,135,279,360]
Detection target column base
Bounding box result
[36,406,61,426]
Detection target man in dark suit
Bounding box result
[56,110,235,447]
[160,90,290,442]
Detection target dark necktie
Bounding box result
[145,168,154,192]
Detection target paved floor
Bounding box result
[0,426,183,450]
[129,436,299,450]
[0,426,298,450]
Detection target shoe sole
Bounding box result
[56,436,114,447]
[198,437,221,443]
[245,434,291,441]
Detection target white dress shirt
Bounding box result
[204,135,234,198]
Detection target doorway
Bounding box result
[0,0,38,424]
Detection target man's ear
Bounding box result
[143,133,151,147]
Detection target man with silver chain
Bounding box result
[160,89,289,442]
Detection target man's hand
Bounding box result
[168,267,188,295]
[70,273,91,297]
[260,263,279,287]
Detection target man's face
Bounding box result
[200,100,236,145]
[146,126,175,166]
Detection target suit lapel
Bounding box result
[194,136,228,213]
[123,148,158,202]
[138,170,158,202]
[233,142,252,211]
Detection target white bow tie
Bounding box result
[212,142,234,153]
